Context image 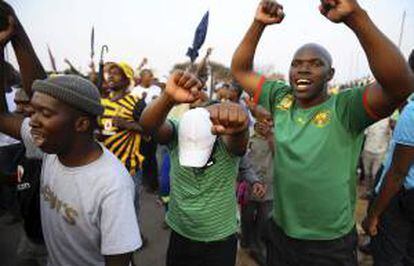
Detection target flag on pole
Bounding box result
[186,11,209,63]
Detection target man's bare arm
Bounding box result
[321,0,414,118]
[139,71,203,144]
[363,144,414,236]
[231,1,284,97]
[0,12,23,139]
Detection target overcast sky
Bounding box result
[6,0,414,83]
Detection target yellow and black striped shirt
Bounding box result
[98,94,145,176]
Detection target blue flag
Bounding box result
[186,11,209,63]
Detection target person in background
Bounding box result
[140,70,264,266]
[131,69,161,104]
[131,69,161,193]
[9,88,47,266]
[363,49,414,266]
[361,118,392,199]
[241,104,274,266]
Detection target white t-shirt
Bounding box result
[21,118,141,266]
[130,84,161,104]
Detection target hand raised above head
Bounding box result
[255,0,285,26]
[207,102,249,136]
[0,1,18,43]
[165,70,203,104]
[319,0,362,24]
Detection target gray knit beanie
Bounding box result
[32,75,104,116]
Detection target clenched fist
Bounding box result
[207,102,249,136]
[319,0,362,24]
[165,70,203,104]
[255,0,285,25]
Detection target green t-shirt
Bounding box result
[165,119,240,242]
[257,80,376,240]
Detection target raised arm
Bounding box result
[231,1,284,96]
[320,0,414,118]
[0,6,24,139]
[139,70,203,144]
[5,2,47,96]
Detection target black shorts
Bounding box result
[166,230,237,266]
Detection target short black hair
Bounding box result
[140,69,153,78]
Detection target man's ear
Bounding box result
[327,67,335,82]
[75,116,91,133]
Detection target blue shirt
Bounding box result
[376,101,414,192]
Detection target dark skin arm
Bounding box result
[362,144,414,236]
[232,0,414,117]
[0,2,47,96]
[140,71,249,156]
[231,1,284,96]
[0,3,45,139]
[104,253,132,266]
[112,117,144,134]
[0,10,23,139]
[245,97,275,155]
[139,70,203,144]
[320,0,414,118]
[207,102,250,156]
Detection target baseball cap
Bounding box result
[178,108,216,168]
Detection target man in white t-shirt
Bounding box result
[3,75,142,266]
[131,69,161,104]
[0,6,141,265]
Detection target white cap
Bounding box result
[178,108,216,168]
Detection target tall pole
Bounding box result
[398,10,406,48]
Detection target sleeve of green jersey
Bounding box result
[254,77,288,114]
[335,87,378,135]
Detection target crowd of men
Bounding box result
[0,0,413,266]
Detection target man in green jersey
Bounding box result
[231,0,414,265]
[139,70,264,266]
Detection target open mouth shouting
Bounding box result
[295,79,313,91]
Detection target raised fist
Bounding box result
[207,102,249,136]
[0,16,14,47]
[0,2,17,46]
[165,70,203,104]
[255,0,285,25]
[319,0,361,24]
